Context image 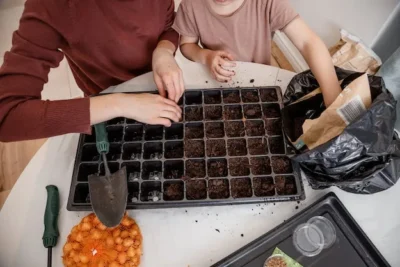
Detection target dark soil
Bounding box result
[271,156,293,174]
[206,139,226,157]
[225,121,245,137]
[248,138,268,155]
[262,104,281,118]
[269,137,285,154]
[185,106,203,121]
[241,90,259,103]
[223,91,241,103]
[209,179,230,199]
[224,105,243,120]
[124,125,144,142]
[265,119,282,136]
[260,88,278,102]
[186,180,207,200]
[245,120,265,136]
[253,177,275,197]
[185,160,206,178]
[163,182,184,201]
[207,159,228,177]
[205,122,225,138]
[231,178,252,198]
[243,105,262,119]
[164,161,184,179]
[164,142,184,159]
[204,106,223,120]
[275,176,297,195]
[185,140,205,158]
[185,123,204,139]
[293,116,306,139]
[250,157,272,175]
[229,158,250,176]
[204,91,221,104]
[227,139,247,156]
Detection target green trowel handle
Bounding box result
[94,123,109,154]
[43,185,59,248]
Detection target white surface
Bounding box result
[1,61,400,267]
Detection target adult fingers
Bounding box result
[172,73,182,103]
[152,118,172,127]
[163,76,176,102]
[178,72,185,103]
[154,75,166,98]
[160,110,180,123]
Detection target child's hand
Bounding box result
[206,51,236,83]
[117,93,182,127]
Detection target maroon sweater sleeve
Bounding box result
[159,0,179,50]
[0,1,91,142]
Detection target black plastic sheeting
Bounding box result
[282,68,400,194]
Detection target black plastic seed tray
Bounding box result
[67,87,305,210]
[212,192,389,267]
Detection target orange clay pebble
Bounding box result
[62,213,142,267]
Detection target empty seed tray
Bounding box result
[67,87,305,210]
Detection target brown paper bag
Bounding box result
[300,74,371,150]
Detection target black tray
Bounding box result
[212,192,390,267]
[67,87,305,211]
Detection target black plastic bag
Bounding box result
[283,68,400,194]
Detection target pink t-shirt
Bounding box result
[173,0,298,65]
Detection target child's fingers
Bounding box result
[152,118,172,127]
[160,110,180,123]
[218,51,235,61]
[219,58,236,68]
[215,64,235,77]
[213,70,231,83]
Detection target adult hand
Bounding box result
[153,45,184,103]
[206,50,236,83]
[116,93,182,127]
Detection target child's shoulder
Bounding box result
[177,0,203,11]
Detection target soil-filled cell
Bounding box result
[245,120,265,136]
[231,178,252,198]
[224,105,243,120]
[209,179,230,199]
[259,88,278,102]
[143,142,163,160]
[186,180,207,200]
[250,157,271,175]
[122,162,141,182]
[185,91,203,105]
[227,139,247,156]
[185,160,206,178]
[165,124,184,140]
[225,121,245,137]
[265,119,282,136]
[229,158,250,177]
[164,141,184,159]
[185,106,203,121]
[253,177,275,197]
[122,143,142,160]
[144,125,163,141]
[140,181,162,202]
[124,125,144,142]
[204,106,223,120]
[207,159,228,178]
[271,156,293,174]
[204,90,222,104]
[276,176,297,195]
[185,140,205,158]
[223,90,241,103]
[142,161,162,180]
[269,137,285,154]
[205,122,225,138]
[163,181,184,201]
[164,160,184,179]
[262,103,281,118]
[185,123,204,139]
[248,138,268,155]
[206,139,226,157]
[241,89,260,103]
[243,104,262,119]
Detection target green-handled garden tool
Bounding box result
[43,185,60,267]
[88,122,127,228]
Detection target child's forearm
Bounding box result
[180,43,211,65]
[299,37,341,106]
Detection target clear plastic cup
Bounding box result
[293,223,324,257]
[264,254,286,267]
[307,216,337,249]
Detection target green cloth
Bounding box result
[272,247,303,267]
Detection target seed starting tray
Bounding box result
[212,192,389,267]
[67,87,305,211]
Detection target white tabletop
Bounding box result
[1,59,399,267]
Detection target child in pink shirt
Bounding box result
[173,0,341,106]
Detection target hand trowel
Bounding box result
[88,122,127,227]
